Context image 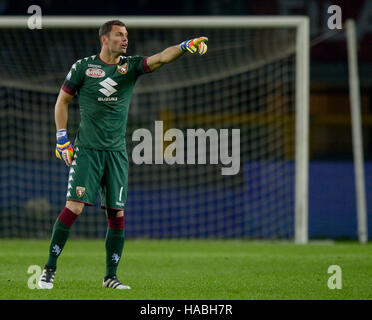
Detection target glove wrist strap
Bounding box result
[56,129,69,144]
[179,40,189,52]
[56,129,67,139]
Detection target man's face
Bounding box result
[103,25,128,54]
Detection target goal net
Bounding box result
[0,16,309,242]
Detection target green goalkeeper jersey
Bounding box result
[62,54,151,150]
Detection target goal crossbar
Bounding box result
[1,15,309,29]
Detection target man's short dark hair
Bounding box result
[99,20,126,42]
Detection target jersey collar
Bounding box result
[97,54,126,66]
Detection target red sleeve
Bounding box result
[142,56,152,74]
[61,79,78,96]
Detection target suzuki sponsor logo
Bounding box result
[99,77,118,97]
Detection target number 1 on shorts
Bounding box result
[119,186,123,202]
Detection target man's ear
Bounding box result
[101,35,108,46]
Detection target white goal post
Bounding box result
[0,16,310,243]
[346,19,368,244]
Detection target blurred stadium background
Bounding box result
[1,0,372,241]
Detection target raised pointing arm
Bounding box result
[146,37,208,72]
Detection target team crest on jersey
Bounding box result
[76,186,86,198]
[117,63,128,75]
[86,68,106,78]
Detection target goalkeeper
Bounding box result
[38,20,208,290]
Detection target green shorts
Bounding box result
[66,146,129,210]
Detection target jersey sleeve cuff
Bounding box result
[62,79,78,96]
[142,57,152,74]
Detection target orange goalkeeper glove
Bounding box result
[55,129,74,167]
[180,37,208,55]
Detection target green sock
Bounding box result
[105,228,125,278]
[45,219,72,270]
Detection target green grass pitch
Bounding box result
[1,239,372,300]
